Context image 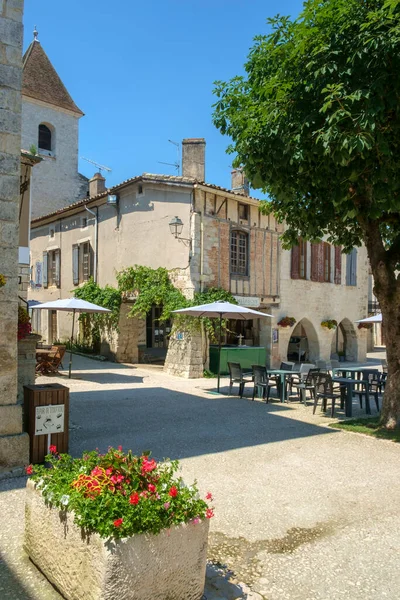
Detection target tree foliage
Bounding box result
[213,0,400,256]
[73,278,122,339]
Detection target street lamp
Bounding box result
[169,216,184,239]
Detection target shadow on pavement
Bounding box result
[68,386,337,459]
[0,557,35,600]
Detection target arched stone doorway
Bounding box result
[330,318,358,361]
[287,318,320,362]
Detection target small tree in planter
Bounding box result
[321,319,338,331]
[277,316,296,328]
[25,446,213,600]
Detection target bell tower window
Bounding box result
[38,124,52,151]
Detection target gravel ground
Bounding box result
[1,350,398,600]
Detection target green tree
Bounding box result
[213,0,400,428]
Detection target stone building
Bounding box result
[22,29,88,219]
[0,0,30,470]
[29,138,368,375]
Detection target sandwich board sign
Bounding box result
[35,404,65,435]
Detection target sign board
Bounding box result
[176,332,184,341]
[35,404,65,435]
[272,328,279,344]
[35,261,42,287]
[233,296,261,308]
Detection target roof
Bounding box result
[22,41,84,116]
[31,172,260,225]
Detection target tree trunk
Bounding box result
[363,219,400,429]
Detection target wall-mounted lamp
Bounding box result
[169,216,184,239]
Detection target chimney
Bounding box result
[231,168,249,197]
[89,172,106,197]
[182,138,206,181]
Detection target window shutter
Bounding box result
[42,251,48,288]
[72,244,79,285]
[334,246,342,284]
[55,249,61,288]
[89,244,94,278]
[351,248,357,286]
[291,244,300,279]
[310,244,318,281]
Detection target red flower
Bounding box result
[105,468,113,476]
[118,445,123,452]
[206,508,214,519]
[25,465,33,475]
[206,492,213,501]
[168,486,178,498]
[148,483,156,493]
[91,466,103,477]
[113,518,123,528]
[129,492,140,505]
[49,445,57,454]
[141,457,157,474]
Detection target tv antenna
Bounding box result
[81,157,112,175]
[158,139,180,175]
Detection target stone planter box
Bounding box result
[24,479,209,600]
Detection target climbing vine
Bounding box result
[73,278,122,348]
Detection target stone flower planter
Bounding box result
[24,479,209,600]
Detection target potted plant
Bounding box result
[277,316,296,328]
[18,306,32,340]
[24,447,213,600]
[358,322,373,330]
[321,319,338,330]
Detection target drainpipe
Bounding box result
[200,213,204,292]
[85,205,98,283]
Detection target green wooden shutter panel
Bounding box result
[42,252,48,288]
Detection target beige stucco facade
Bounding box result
[29,165,368,373]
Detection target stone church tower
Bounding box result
[21,30,88,219]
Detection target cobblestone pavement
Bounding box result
[2,350,399,600]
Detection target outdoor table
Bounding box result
[332,377,371,417]
[267,369,302,403]
[332,366,379,379]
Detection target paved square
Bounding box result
[1,355,399,599]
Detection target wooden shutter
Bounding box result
[334,246,342,284]
[89,244,94,279]
[72,244,79,285]
[42,251,48,288]
[310,244,318,281]
[54,249,61,288]
[291,244,300,279]
[317,243,325,282]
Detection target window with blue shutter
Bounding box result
[42,251,48,288]
[346,248,357,286]
[72,245,79,285]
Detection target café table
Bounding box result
[332,366,379,379]
[332,376,371,417]
[267,369,302,403]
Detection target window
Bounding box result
[43,249,60,288]
[323,243,331,282]
[38,124,52,151]
[238,203,249,222]
[49,226,55,239]
[346,248,357,286]
[137,184,144,195]
[291,239,307,279]
[230,230,248,276]
[72,242,93,285]
[81,216,88,229]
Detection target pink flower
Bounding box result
[206,508,214,519]
[192,517,200,525]
[118,445,123,452]
[148,483,156,493]
[129,492,140,505]
[91,466,103,477]
[140,491,148,498]
[49,445,57,454]
[164,502,170,510]
[168,486,178,498]
[141,457,157,474]
[113,518,123,528]
[25,465,33,475]
[206,492,213,501]
[105,468,113,476]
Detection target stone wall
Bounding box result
[164,327,207,378]
[18,334,40,403]
[0,0,30,469]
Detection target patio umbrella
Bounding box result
[172,300,273,392]
[34,298,111,378]
[356,314,382,323]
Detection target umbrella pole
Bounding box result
[68,309,75,379]
[217,313,222,393]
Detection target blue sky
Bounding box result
[23,1,304,197]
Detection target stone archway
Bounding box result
[287,318,320,362]
[330,318,358,361]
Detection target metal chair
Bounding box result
[251,365,275,403]
[313,372,341,417]
[292,368,320,405]
[227,362,253,398]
